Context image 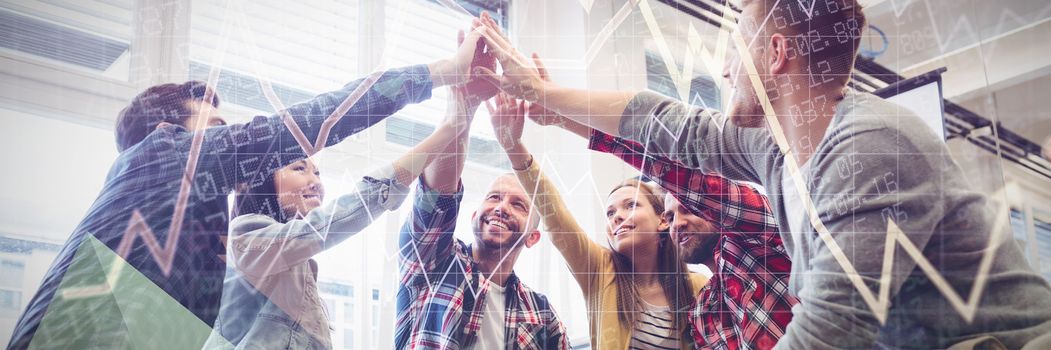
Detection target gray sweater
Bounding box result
[618,90,1051,349]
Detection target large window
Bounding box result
[0,0,132,80]
[190,0,360,93]
[645,50,721,110]
[187,0,361,122]
[1011,207,1051,282]
[0,259,24,317]
[382,0,510,169]
[0,0,545,347]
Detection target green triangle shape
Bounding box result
[29,235,232,350]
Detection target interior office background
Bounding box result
[0,0,1049,348]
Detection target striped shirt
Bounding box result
[590,130,797,349]
[630,301,679,350]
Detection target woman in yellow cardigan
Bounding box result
[489,93,708,349]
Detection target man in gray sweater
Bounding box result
[473,0,1051,348]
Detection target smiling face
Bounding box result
[664,194,720,265]
[273,159,324,220]
[605,183,669,258]
[472,175,540,252]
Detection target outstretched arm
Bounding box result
[422,86,479,194]
[471,13,633,136]
[398,24,492,278]
[533,103,778,237]
[229,100,471,280]
[492,93,609,289]
[586,130,778,235]
[206,20,496,194]
[421,25,494,194]
[398,85,480,278]
[476,16,766,183]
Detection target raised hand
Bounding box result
[491,93,526,151]
[458,23,498,105]
[522,53,563,127]
[431,18,494,90]
[473,12,547,102]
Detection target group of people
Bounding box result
[8,1,1051,349]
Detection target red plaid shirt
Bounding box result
[589,130,797,350]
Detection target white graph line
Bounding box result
[637,0,735,126]
[435,0,471,16]
[579,0,596,13]
[59,0,240,299]
[889,0,917,18]
[921,0,979,54]
[60,0,427,299]
[731,24,1012,322]
[583,0,640,67]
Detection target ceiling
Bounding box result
[647,0,1051,150]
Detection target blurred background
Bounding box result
[0,0,1048,348]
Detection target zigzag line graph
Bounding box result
[621,0,1020,323]
[729,23,1012,323]
[53,0,1022,331]
[58,0,426,299]
[903,1,1051,71]
[59,0,242,299]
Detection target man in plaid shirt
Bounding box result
[394,87,568,348]
[584,129,796,349]
[7,21,497,350]
[585,129,796,349]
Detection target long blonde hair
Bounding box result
[607,179,695,331]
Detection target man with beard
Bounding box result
[8,15,498,350]
[394,29,568,347]
[473,1,1051,348]
[590,131,797,350]
[532,107,796,349]
[395,125,569,350]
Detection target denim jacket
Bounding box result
[205,165,409,349]
[7,65,433,350]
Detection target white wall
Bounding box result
[0,107,119,243]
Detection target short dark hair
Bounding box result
[114,81,219,152]
[748,0,867,84]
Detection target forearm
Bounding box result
[392,120,459,187]
[427,59,461,88]
[421,99,477,194]
[504,142,532,171]
[533,83,636,136]
[290,65,434,145]
[422,133,468,194]
[549,117,593,140]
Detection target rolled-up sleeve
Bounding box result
[618,91,765,184]
[398,178,463,278]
